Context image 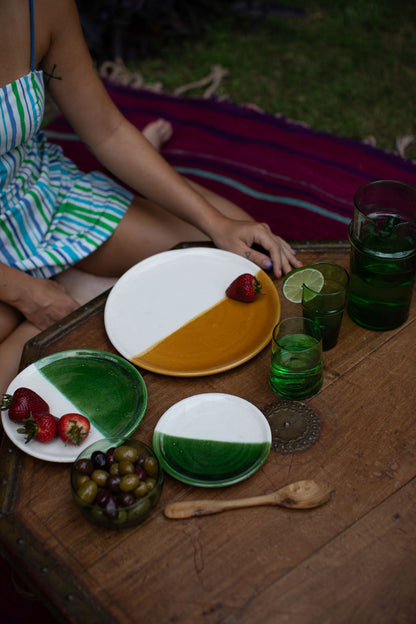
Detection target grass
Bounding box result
[134,0,416,159]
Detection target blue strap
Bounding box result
[29,0,35,72]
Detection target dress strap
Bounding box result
[29,0,35,72]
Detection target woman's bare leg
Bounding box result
[76,195,208,276]
[76,178,257,277]
[0,302,23,343]
[0,321,39,394]
[54,268,117,303]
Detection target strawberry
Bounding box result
[1,387,50,424]
[17,413,57,444]
[58,413,90,446]
[225,273,263,302]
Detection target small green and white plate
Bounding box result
[153,393,271,487]
[1,349,147,463]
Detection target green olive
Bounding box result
[75,473,90,489]
[145,477,156,492]
[128,498,151,520]
[133,482,148,499]
[90,506,105,523]
[77,480,98,504]
[120,474,140,492]
[143,456,158,478]
[91,469,109,487]
[113,445,139,463]
[109,462,120,475]
[113,509,128,525]
[118,460,135,475]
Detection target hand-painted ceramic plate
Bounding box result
[104,248,280,377]
[152,393,272,487]
[1,349,147,463]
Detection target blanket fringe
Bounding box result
[99,57,164,92]
[173,64,228,98]
[98,57,228,98]
[396,135,415,159]
[364,134,415,162]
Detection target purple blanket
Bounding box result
[45,81,416,240]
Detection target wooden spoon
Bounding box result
[164,480,333,519]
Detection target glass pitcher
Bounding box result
[348,180,416,330]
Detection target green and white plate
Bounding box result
[153,393,271,487]
[1,349,147,463]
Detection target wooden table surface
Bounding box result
[1,241,416,624]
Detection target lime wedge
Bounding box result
[282,267,324,303]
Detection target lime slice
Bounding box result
[282,267,324,303]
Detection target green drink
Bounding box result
[348,181,416,331]
[269,318,323,400]
[303,307,344,350]
[302,263,349,350]
[348,227,415,330]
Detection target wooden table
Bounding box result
[1,241,416,624]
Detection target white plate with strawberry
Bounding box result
[104,248,281,376]
[1,349,148,462]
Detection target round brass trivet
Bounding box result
[264,398,321,454]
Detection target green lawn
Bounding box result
[134,0,416,158]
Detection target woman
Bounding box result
[0,0,301,392]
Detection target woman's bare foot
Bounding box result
[142,118,173,151]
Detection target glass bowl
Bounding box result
[71,437,163,529]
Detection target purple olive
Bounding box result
[95,488,112,508]
[104,496,118,520]
[75,458,93,475]
[135,465,147,481]
[91,451,107,470]
[118,492,135,507]
[136,453,147,467]
[105,447,116,466]
[106,474,121,493]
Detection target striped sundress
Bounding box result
[0,0,133,278]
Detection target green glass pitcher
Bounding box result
[348,180,416,330]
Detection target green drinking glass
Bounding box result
[269,317,323,400]
[302,262,349,351]
[348,180,416,331]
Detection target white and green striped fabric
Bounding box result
[0,0,132,278]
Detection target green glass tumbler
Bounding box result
[269,317,323,400]
[348,180,416,330]
[302,262,349,350]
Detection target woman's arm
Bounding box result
[40,0,300,275]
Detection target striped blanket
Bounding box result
[45,81,416,241]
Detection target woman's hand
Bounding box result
[10,273,80,330]
[210,218,303,278]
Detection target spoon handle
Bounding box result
[164,492,277,519]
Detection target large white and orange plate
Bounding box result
[104,248,280,376]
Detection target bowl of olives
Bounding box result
[71,437,163,529]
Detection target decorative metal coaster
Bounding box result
[264,398,321,454]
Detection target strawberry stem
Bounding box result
[17,413,38,444]
[1,393,14,410]
[65,419,87,445]
[254,278,263,294]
